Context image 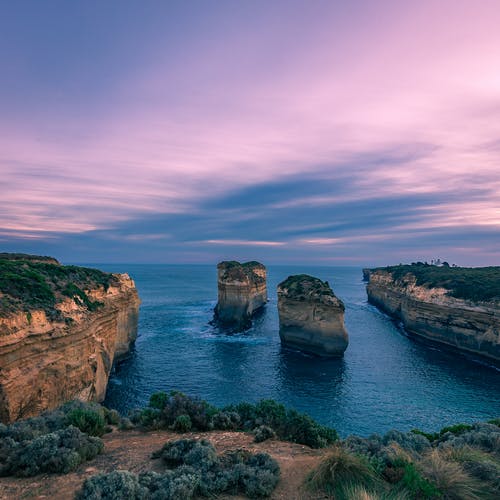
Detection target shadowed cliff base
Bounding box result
[213,260,267,332]
[277,274,348,357]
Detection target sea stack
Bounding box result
[214,261,267,330]
[277,274,348,357]
[0,254,140,423]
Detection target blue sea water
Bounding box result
[87,264,499,437]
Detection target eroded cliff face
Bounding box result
[214,261,267,330]
[366,270,500,362]
[278,275,348,357]
[0,274,140,423]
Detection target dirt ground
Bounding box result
[0,429,332,499]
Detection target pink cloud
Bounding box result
[1,0,499,244]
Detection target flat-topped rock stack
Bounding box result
[213,261,267,331]
[278,274,348,357]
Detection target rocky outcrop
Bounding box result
[0,258,140,423]
[213,261,267,330]
[277,275,348,357]
[366,268,500,362]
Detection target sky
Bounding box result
[1,0,499,265]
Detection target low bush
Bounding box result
[211,411,241,431]
[0,401,111,477]
[254,425,275,443]
[136,391,217,432]
[66,408,106,437]
[1,426,103,477]
[154,439,218,470]
[103,408,121,426]
[172,414,192,433]
[394,460,441,499]
[222,399,338,448]
[151,438,280,497]
[76,470,149,499]
[135,391,337,448]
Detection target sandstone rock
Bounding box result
[0,257,140,423]
[277,274,348,357]
[366,268,500,362]
[214,261,267,330]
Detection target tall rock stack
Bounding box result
[278,274,348,357]
[214,261,267,331]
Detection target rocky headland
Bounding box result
[213,260,267,330]
[0,254,140,423]
[277,274,348,357]
[365,264,500,362]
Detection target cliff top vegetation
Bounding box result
[0,253,116,320]
[278,274,344,308]
[372,263,500,302]
[217,260,266,283]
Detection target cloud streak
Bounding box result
[0,0,499,264]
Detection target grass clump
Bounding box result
[306,445,380,498]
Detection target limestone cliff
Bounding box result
[0,255,140,423]
[213,261,267,330]
[277,274,348,357]
[366,266,500,362]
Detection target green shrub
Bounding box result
[76,470,149,499]
[151,438,280,497]
[66,408,106,437]
[103,408,121,426]
[211,411,241,430]
[2,426,103,477]
[136,408,163,429]
[118,418,135,431]
[254,425,276,443]
[149,391,168,410]
[172,414,192,433]
[391,460,441,499]
[139,468,200,499]
[439,423,473,437]
[223,399,337,448]
[153,439,217,469]
[283,409,338,448]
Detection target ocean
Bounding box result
[85,264,499,437]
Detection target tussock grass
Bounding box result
[306,445,380,497]
[419,449,485,500]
